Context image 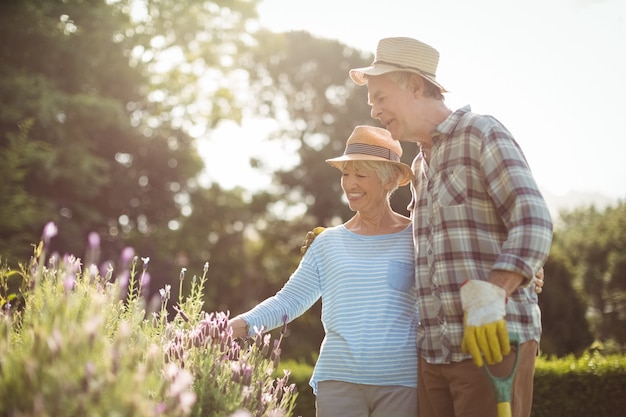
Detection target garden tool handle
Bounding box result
[483,332,521,417]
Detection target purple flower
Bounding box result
[159,285,171,301]
[88,232,100,249]
[118,270,129,291]
[85,232,101,267]
[120,247,135,267]
[100,260,114,280]
[154,403,166,414]
[88,264,99,279]
[141,256,150,271]
[242,364,253,386]
[63,254,81,274]
[63,275,75,292]
[261,334,271,356]
[41,221,58,245]
[281,314,288,335]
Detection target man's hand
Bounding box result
[460,280,510,367]
[300,226,326,255]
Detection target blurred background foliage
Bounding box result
[0,0,623,370]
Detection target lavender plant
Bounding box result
[164,265,298,417]
[0,241,195,416]
[0,222,299,417]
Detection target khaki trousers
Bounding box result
[418,341,538,417]
[316,380,418,417]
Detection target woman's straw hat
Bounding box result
[326,125,413,186]
[349,37,447,92]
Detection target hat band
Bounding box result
[345,143,400,162]
[372,60,436,79]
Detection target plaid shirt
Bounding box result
[409,105,553,364]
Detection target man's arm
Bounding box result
[481,123,554,285]
[489,269,524,297]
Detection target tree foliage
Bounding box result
[244,30,414,226]
[0,120,49,261]
[551,202,626,346]
[540,244,594,356]
[0,0,263,299]
[0,0,187,261]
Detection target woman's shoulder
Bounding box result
[316,224,345,238]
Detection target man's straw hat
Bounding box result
[349,37,447,92]
[326,125,413,186]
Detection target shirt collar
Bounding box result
[432,105,472,140]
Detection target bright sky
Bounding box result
[199,0,626,210]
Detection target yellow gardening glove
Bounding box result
[300,226,326,255]
[460,280,510,367]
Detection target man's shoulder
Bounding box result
[441,105,498,135]
[457,108,501,127]
[451,109,513,142]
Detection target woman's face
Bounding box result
[340,163,388,213]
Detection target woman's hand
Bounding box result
[228,317,249,339]
[300,226,326,254]
[534,267,545,294]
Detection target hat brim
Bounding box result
[349,63,447,92]
[325,154,413,187]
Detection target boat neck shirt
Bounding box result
[237,224,418,394]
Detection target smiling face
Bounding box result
[366,72,432,146]
[340,162,390,214]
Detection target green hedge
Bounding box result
[280,353,626,417]
[533,353,626,417]
[274,360,316,417]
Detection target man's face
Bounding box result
[366,74,417,143]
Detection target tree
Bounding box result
[0,0,257,272]
[555,202,626,347]
[0,120,49,262]
[243,30,414,227]
[540,244,594,356]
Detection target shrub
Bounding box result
[0,223,298,417]
[533,352,626,417]
[0,250,192,416]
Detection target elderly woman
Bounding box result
[228,125,419,417]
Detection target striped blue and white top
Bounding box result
[237,224,418,394]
